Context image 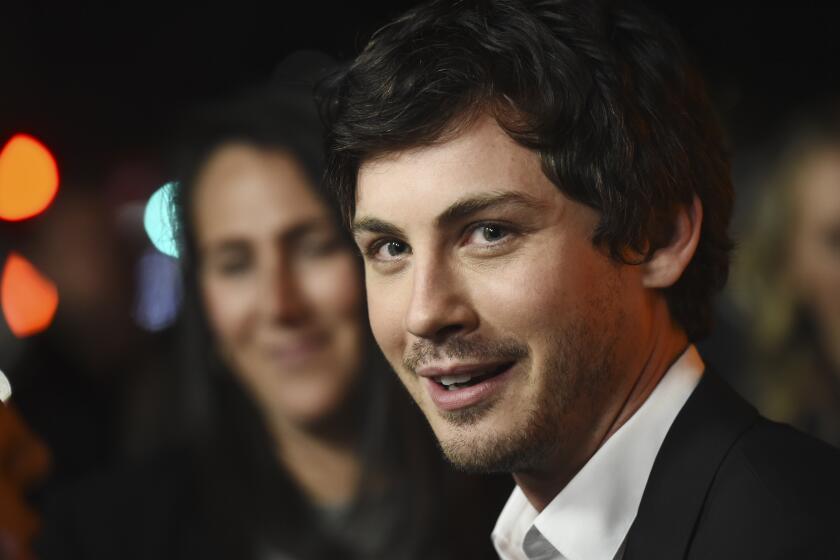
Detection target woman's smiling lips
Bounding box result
[261,332,331,369]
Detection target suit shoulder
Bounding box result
[689,419,840,557]
[734,418,840,511]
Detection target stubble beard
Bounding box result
[422,310,620,475]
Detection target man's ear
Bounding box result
[641,195,703,289]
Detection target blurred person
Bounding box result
[324,0,840,557]
[732,112,840,445]
[38,56,508,560]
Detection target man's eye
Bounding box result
[371,239,410,261]
[466,224,510,245]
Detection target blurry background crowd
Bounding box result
[0,1,838,559]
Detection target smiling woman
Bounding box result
[193,144,364,432]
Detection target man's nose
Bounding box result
[404,257,478,342]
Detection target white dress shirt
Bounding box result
[492,345,704,560]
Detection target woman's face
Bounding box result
[791,148,840,345]
[193,143,365,426]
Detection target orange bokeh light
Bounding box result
[0,134,60,221]
[1,252,59,338]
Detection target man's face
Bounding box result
[354,116,648,473]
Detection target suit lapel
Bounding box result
[623,372,759,559]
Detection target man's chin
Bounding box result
[437,433,528,474]
[430,416,529,474]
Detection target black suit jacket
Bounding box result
[624,372,840,559]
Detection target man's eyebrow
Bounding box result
[351,217,407,240]
[435,191,546,227]
[352,191,544,239]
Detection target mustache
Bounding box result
[403,336,529,374]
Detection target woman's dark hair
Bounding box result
[323,0,734,341]
[168,59,470,559]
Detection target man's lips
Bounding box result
[416,360,518,412]
[415,360,513,380]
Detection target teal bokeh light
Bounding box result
[144,181,179,258]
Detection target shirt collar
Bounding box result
[492,345,704,560]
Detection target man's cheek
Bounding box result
[367,292,404,360]
[468,267,549,329]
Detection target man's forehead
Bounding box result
[354,116,551,225]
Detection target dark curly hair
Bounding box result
[323,0,734,341]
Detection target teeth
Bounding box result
[439,373,473,386]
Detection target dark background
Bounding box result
[1,1,838,189]
[0,1,838,547]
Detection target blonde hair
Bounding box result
[732,118,840,437]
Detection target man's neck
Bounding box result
[514,308,690,512]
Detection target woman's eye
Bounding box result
[298,236,341,257]
[218,261,250,275]
[372,240,410,261]
[467,224,510,245]
[210,256,252,276]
